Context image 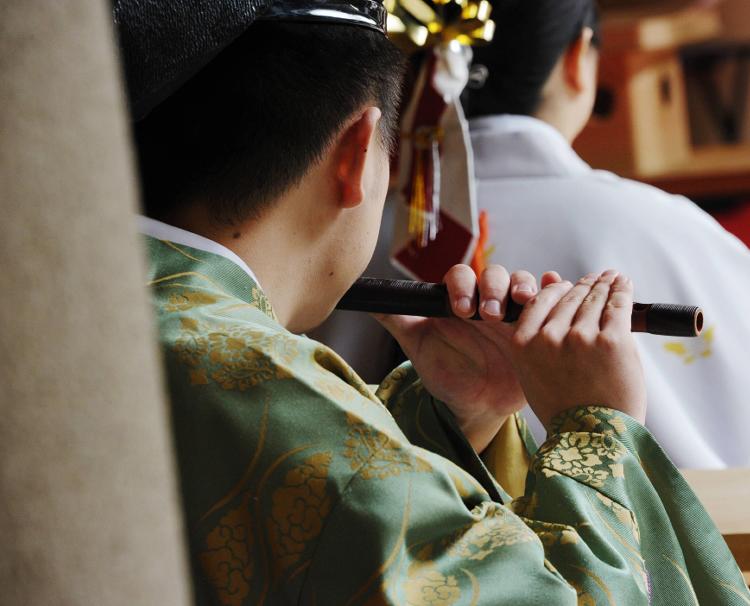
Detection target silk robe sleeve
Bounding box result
[147,238,747,605]
[298,367,749,605]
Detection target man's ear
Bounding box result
[563,27,595,93]
[334,107,382,209]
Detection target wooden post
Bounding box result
[0,1,191,604]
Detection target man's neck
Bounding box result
[162,190,342,334]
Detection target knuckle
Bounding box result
[596,331,620,351]
[606,295,629,309]
[582,291,604,307]
[511,331,532,351]
[561,291,583,306]
[539,325,563,348]
[567,327,592,347]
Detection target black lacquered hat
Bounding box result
[113,0,388,121]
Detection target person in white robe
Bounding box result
[315,0,750,469]
[461,0,750,467]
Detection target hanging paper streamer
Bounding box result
[388,0,494,282]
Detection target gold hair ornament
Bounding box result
[385,0,495,50]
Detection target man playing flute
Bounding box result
[116,0,749,603]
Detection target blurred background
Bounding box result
[578,0,750,245]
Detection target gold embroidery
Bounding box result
[664,325,715,365]
[570,565,616,606]
[345,479,413,606]
[201,401,271,522]
[447,504,537,561]
[404,547,461,606]
[314,348,378,402]
[569,581,596,606]
[461,568,480,606]
[173,318,299,391]
[268,452,333,575]
[313,377,361,404]
[714,580,750,605]
[584,494,648,593]
[537,433,627,488]
[174,318,209,367]
[595,493,640,543]
[209,330,291,391]
[251,285,276,320]
[200,495,255,606]
[525,519,579,549]
[190,368,210,385]
[663,555,700,606]
[165,289,219,312]
[344,413,432,479]
[511,493,539,519]
[376,365,413,404]
[549,407,627,437]
[161,239,203,262]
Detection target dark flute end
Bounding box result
[336,278,703,338]
[632,304,703,338]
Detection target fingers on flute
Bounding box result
[571,270,618,335]
[478,265,511,320]
[512,280,574,345]
[600,274,634,336]
[540,273,599,342]
[540,271,563,289]
[445,265,478,319]
[509,270,538,305]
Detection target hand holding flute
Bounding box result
[339,265,648,450]
[338,278,703,337]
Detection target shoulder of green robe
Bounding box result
[145,240,496,603]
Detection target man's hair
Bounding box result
[135,22,405,223]
[463,0,600,119]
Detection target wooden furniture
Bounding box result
[645,143,750,198]
[575,5,723,178]
[681,468,750,582]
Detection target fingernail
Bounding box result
[602,269,618,277]
[456,297,472,315]
[584,273,598,281]
[515,284,535,294]
[483,299,501,316]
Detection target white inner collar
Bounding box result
[137,215,262,288]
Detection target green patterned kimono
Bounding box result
[145,234,749,605]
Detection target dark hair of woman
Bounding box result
[464,0,601,119]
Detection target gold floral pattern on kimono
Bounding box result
[313,347,377,403]
[403,547,461,606]
[377,365,419,420]
[165,288,221,312]
[377,365,412,401]
[548,406,628,437]
[268,452,333,575]
[536,432,627,488]
[174,318,210,367]
[173,318,299,391]
[446,503,537,561]
[250,285,276,320]
[523,519,580,549]
[596,493,641,544]
[511,493,539,519]
[344,413,432,479]
[199,495,255,606]
[312,376,363,404]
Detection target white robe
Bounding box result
[471,114,750,468]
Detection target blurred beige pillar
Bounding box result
[0,1,191,604]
